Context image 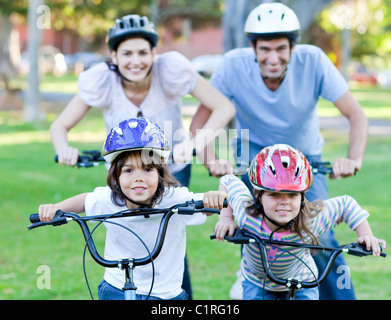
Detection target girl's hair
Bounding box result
[106,150,179,206]
[246,190,323,246]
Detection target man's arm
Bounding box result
[332,91,368,179]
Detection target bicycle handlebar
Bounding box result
[211,229,385,289]
[28,199,226,268]
[232,161,334,176]
[54,149,200,168]
[54,150,105,168]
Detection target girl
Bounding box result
[39,118,227,300]
[214,144,386,300]
[51,14,235,186]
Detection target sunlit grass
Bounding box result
[0,79,390,300]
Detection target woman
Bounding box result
[50,14,235,299]
[50,14,235,187]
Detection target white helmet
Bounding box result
[244,2,300,43]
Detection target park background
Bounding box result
[0,0,390,299]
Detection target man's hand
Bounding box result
[330,158,361,179]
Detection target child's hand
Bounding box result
[38,204,61,222]
[214,206,238,242]
[202,191,227,210]
[357,235,386,256]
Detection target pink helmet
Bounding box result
[248,144,313,192]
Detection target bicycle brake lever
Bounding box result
[210,229,252,244]
[346,243,386,258]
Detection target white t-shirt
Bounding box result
[78,51,199,173]
[85,186,206,299]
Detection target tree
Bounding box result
[0,0,154,121]
[24,0,45,122]
[0,1,27,109]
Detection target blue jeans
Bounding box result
[243,279,319,300]
[237,142,356,300]
[98,280,188,300]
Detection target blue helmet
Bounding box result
[103,118,171,163]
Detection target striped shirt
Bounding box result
[220,175,369,291]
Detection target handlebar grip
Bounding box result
[194,199,228,209]
[210,229,252,244]
[54,155,83,164]
[30,213,40,223]
[28,210,69,226]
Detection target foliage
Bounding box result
[318,0,391,68]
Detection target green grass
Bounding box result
[317,87,391,119]
[0,80,390,300]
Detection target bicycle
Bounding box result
[28,199,225,300]
[211,228,386,300]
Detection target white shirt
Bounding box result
[85,186,206,299]
[78,51,199,173]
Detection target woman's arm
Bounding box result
[50,94,91,166]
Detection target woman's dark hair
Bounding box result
[106,150,179,207]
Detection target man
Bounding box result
[191,2,368,300]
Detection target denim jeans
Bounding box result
[98,279,189,300]
[242,279,319,300]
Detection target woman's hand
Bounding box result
[57,146,80,167]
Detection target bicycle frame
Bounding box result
[211,229,385,300]
[28,199,223,300]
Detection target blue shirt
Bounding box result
[210,44,348,158]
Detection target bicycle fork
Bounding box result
[118,259,137,300]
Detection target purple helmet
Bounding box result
[103,118,171,163]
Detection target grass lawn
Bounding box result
[0,80,390,300]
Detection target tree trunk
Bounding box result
[23,0,45,122]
